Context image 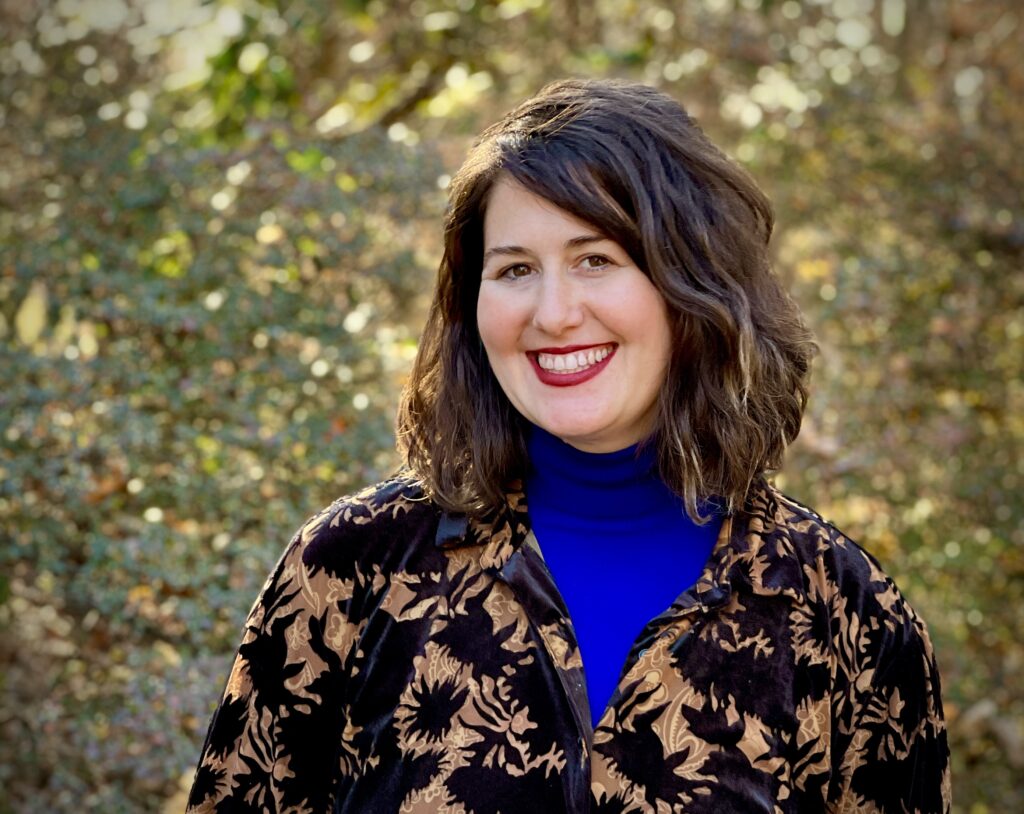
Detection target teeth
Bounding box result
[536,345,612,373]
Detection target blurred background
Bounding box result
[0,0,1020,810]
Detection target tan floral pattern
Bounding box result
[188,476,950,813]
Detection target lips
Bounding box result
[528,343,617,387]
[536,344,613,372]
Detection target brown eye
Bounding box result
[500,263,533,279]
[581,255,612,270]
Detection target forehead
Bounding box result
[482,178,603,248]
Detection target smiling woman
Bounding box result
[477,180,673,453]
[188,79,951,813]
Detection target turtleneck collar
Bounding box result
[525,425,696,527]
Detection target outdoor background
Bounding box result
[1,0,1021,811]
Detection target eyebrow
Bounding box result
[481,234,608,266]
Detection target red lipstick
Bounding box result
[529,345,616,387]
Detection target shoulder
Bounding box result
[294,472,441,566]
[767,487,914,606]
[741,485,894,590]
[747,485,937,676]
[245,473,444,629]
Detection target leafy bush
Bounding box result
[2,78,444,813]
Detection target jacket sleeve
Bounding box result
[829,549,952,813]
[187,511,361,813]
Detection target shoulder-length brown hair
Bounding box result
[397,78,815,520]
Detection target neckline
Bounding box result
[525,426,682,522]
[526,425,657,483]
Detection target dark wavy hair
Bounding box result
[397,78,816,520]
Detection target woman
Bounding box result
[188,79,950,813]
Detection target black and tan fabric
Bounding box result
[187,475,951,813]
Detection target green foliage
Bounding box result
[2,0,1021,810]
[1,7,444,806]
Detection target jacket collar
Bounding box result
[434,481,531,571]
[434,479,806,612]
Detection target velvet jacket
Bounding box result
[187,475,951,813]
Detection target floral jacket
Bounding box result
[187,475,951,813]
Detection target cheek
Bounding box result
[652,302,674,363]
[612,283,673,358]
[475,292,497,355]
[476,287,521,355]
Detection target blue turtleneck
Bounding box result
[525,426,722,726]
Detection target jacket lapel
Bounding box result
[435,486,593,811]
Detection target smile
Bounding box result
[529,344,617,387]
[536,345,613,373]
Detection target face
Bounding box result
[477,178,673,453]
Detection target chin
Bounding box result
[539,424,618,452]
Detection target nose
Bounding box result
[531,270,584,335]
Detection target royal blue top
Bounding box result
[525,426,722,726]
